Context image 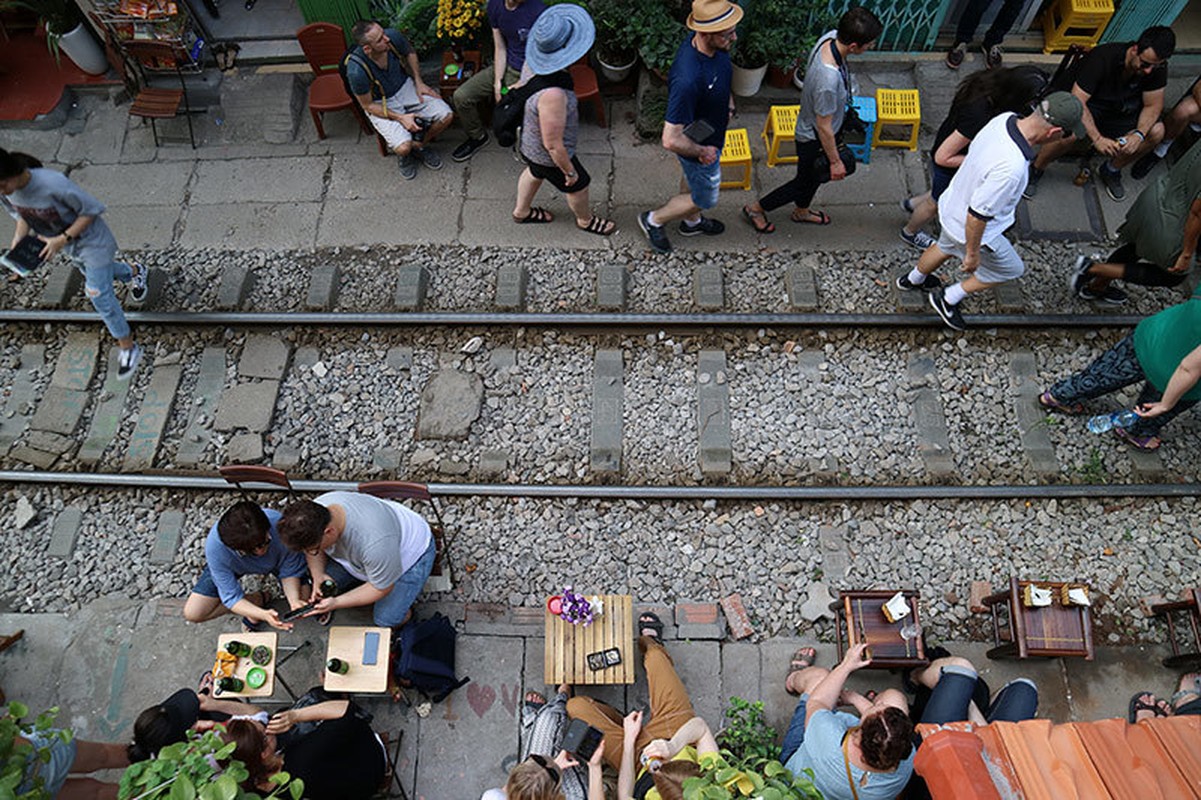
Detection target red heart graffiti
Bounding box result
[466,682,497,718]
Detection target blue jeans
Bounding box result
[323,539,437,627]
[20,729,77,795]
[780,695,808,764]
[920,664,1038,724]
[677,154,722,210]
[74,256,133,340]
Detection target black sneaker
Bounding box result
[1130,151,1161,181]
[678,216,725,236]
[896,272,942,292]
[638,210,672,254]
[129,262,148,303]
[1022,165,1044,199]
[117,343,143,381]
[1069,254,1096,299]
[451,134,488,162]
[928,286,967,331]
[1079,282,1128,305]
[899,228,936,250]
[418,147,443,170]
[1099,165,1125,201]
[983,44,1003,69]
[946,42,966,69]
[398,154,417,180]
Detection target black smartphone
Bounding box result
[561,718,603,762]
[682,119,715,143]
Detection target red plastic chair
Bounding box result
[297,22,369,141]
[570,61,606,128]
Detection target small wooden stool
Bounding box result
[1042,0,1114,53]
[873,89,921,151]
[761,105,799,166]
[720,128,753,190]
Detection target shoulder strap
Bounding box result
[344,51,389,114]
[842,730,861,800]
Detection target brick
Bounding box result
[386,346,413,371]
[720,593,754,640]
[1129,448,1165,481]
[693,263,723,309]
[907,354,956,479]
[992,279,1025,312]
[78,348,134,465]
[213,381,280,432]
[479,449,508,475]
[217,264,253,309]
[47,507,84,558]
[495,264,527,310]
[676,620,727,641]
[26,430,75,455]
[675,602,719,625]
[372,447,401,471]
[590,349,623,474]
[697,350,731,474]
[150,510,185,564]
[30,386,89,436]
[1009,350,1060,478]
[818,526,849,582]
[175,347,226,467]
[786,258,820,310]
[227,432,263,462]
[0,344,45,451]
[596,263,627,309]
[969,581,994,613]
[123,365,182,471]
[10,446,59,469]
[464,602,509,623]
[305,264,341,310]
[51,332,99,391]
[240,335,290,380]
[38,262,84,308]
[394,265,430,309]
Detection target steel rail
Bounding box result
[1,470,1196,500]
[0,309,1145,328]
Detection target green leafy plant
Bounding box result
[627,0,687,76]
[732,0,826,70]
[680,751,824,799]
[117,728,302,800]
[1076,448,1108,484]
[717,697,780,762]
[1,702,71,800]
[582,0,637,64]
[374,0,441,56]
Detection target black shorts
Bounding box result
[522,154,590,194]
[1089,103,1140,139]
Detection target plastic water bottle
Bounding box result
[1086,409,1140,434]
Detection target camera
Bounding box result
[411,116,431,143]
[561,719,603,762]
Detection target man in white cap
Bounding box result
[637,0,742,255]
[896,91,1087,331]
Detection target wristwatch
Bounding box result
[62,231,75,242]
[564,170,577,179]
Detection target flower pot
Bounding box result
[56,23,108,75]
[731,63,767,97]
[596,51,637,83]
[766,63,794,89]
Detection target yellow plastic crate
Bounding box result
[760,105,799,166]
[720,128,752,190]
[1042,0,1114,53]
[873,89,920,151]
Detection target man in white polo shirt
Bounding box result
[895,91,1086,331]
[278,491,435,629]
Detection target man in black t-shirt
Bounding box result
[1026,26,1175,202]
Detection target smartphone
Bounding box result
[682,119,715,143]
[362,631,380,665]
[561,718,603,762]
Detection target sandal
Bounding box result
[741,205,775,234]
[638,612,665,643]
[786,647,816,696]
[524,690,547,710]
[514,207,553,224]
[577,216,616,236]
[1038,391,1084,415]
[1114,426,1160,451]
[790,209,831,226]
[197,670,215,697]
[1128,691,1170,723]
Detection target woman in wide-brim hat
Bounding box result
[511,3,616,236]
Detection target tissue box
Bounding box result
[881,591,911,623]
[1022,584,1054,607]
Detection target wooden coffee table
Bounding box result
[830,590,928,669]
[545,594,634,684]
[324,626,392,693]
[984,577,1094,660]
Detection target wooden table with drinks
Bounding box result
[212,632,279,698]
[324,625,392,694]
[545,592,635,685]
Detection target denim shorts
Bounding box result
[323,539,437,628]
[20,729,76,795]
[191,565,220,598]
[930,162,956,202]
[677,154,721,210]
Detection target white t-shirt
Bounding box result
[937,112,1034,247]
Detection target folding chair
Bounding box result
[376,730,411,799]
[356,481,453,589]
[219,464,294,501]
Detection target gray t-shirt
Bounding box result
[316,491,432,588]
[0,168,119,267]
[795,31,847,144]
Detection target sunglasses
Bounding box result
[529,754,561,787]
[237,532,271,558]
[1134,54,1166,71]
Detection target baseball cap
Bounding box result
[1039,91,1086,139]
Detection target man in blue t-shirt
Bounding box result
[183,501,309,631]
[451,0,546,161]
[637,0,741,255]
[346,20,455,181]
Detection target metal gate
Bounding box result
[1098,0,1189,44]
[822,0,953,50]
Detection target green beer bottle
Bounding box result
[217,676,245,693]
[326,658,349,675]
[225,640,252,657]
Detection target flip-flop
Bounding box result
[1114,426,1160,451]
[790,209,831,225]
[577,216,616,236]
[1038,391,1084,415]
[524,690,547,710]
[514,207,553,224]
[741,206,775,234]
[197,670,214,697]
[638,612,665,643]
[786,647,816,696]
[1128,691,1168,723]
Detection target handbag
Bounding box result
[812,145,857,183]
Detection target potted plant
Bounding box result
[585,0,637,82]
[376,0,441,57]
[1,702,70,799]
[627,0,686,79]
[435,0,486,58]
[681,751,823,799]
[6,0,108,74]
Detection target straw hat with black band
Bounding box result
[686,0,743,33]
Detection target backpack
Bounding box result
[392,613,469,702]
[338,36,410,116]
[492,71,575,147]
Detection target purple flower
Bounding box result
[560,586,594,626]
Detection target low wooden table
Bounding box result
[545,594,634,685]
[213,632,278,698]
[831,590,928,669]
[324,626,392,693]
[984,577,1094,660]
[439,49,480,101]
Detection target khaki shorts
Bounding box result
[936,229,1025,283]
[367,82,453,150]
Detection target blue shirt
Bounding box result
[345,29,414,100]
[784,710,914,800]
[664,34,731,157]
[203,508,306,608]
[487,0,544,73]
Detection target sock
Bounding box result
[646,211,661,227]
[907,268,926,285]
[1153,139,1172,158]
[684,215,702,226]
[945,283,967,305]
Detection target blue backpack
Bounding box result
[392,613,469,702]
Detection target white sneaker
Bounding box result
[117,343,143,381]
[130,263,148,303]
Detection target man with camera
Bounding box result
[740,7,881,234]
[346,20,455,180]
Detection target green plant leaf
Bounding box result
[288,778,305,800]
[170,773,197,800]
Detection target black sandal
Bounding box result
[742,205,775,234]
[514,207,553,224]
[577,216,616,236]
[638,612,665,643]
[197,670,214,697]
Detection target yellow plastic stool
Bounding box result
[873,89,920,151]
[720,128,752,190]
[760,105,799,166]
[1042,0,1114,53]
